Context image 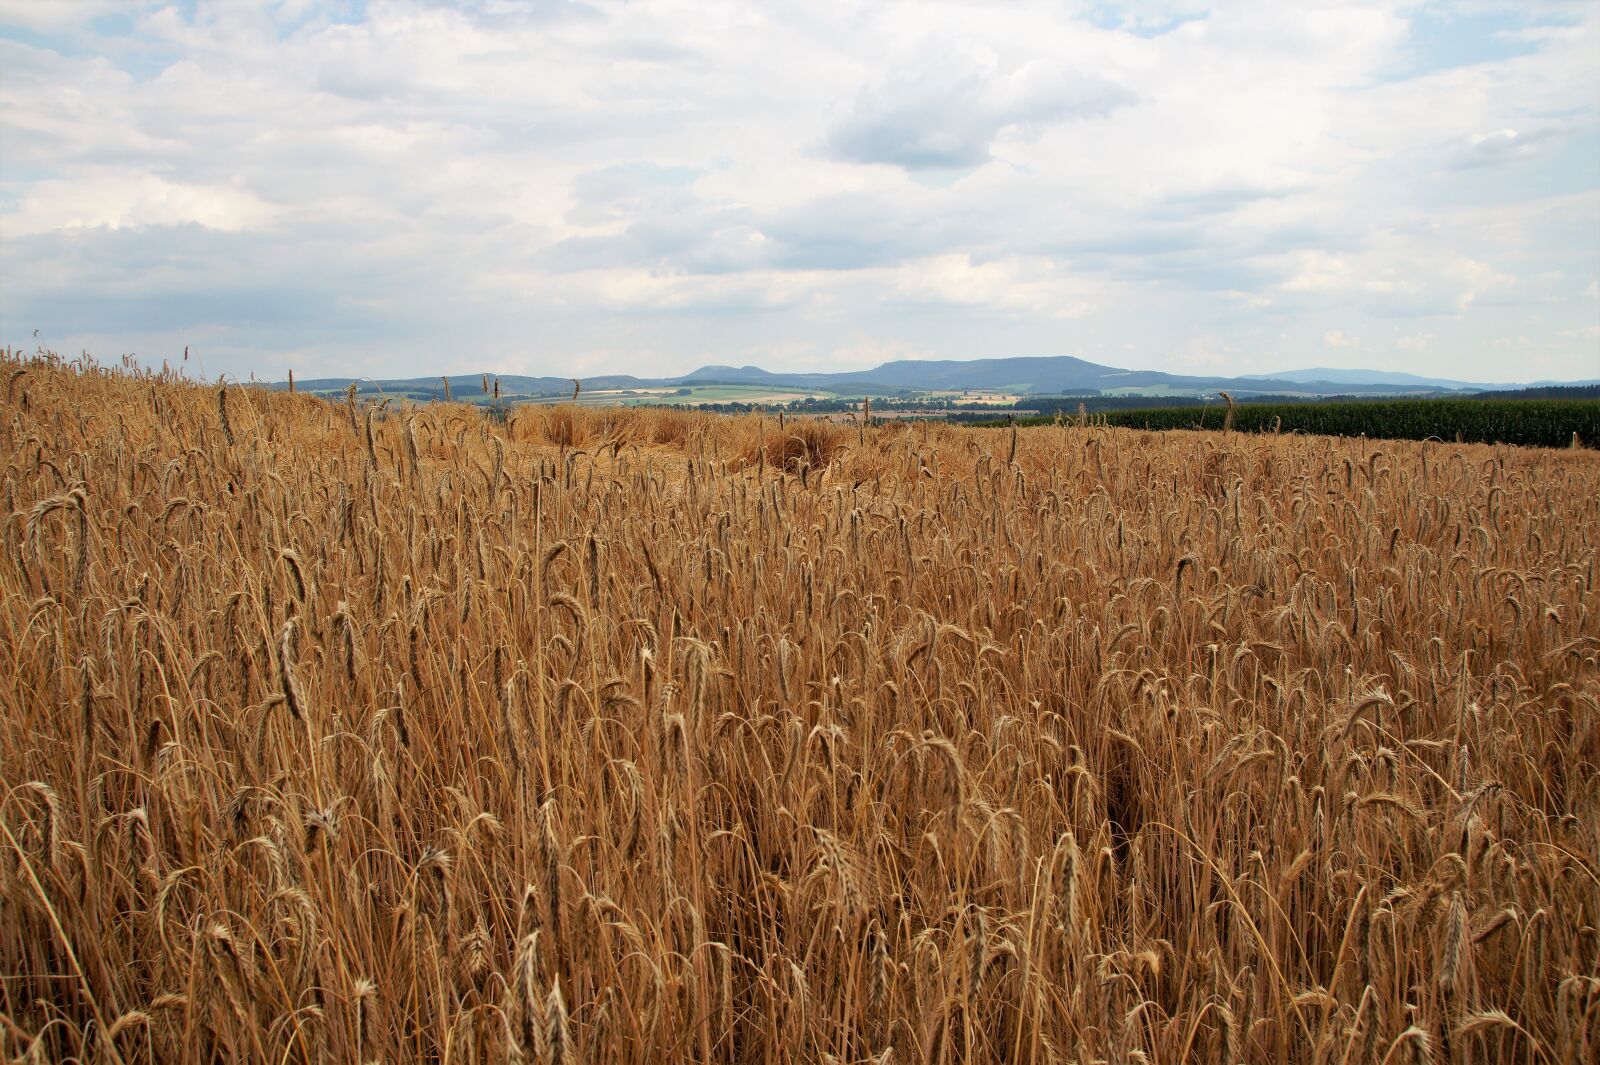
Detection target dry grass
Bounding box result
[2,348,1598,1064]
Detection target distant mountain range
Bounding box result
[1239,367,1535,390]
[285,355,1598,401]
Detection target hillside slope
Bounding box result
[289,354,1513,399]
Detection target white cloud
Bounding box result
[1323,329,1359,349]
[1171,333,1239,373]
[3,174,278,237]
[823,41,1135,169]
[0,0,1596,382]
[823,336,935,369]
[1450,126,1565,169]
[0,1,123,33]
[893,255,1099,318]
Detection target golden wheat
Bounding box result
[1,347,1597,1063]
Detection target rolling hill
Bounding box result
[283,354,1591,401]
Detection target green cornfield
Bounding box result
[1013,399,1600,448]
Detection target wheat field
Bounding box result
[2,350,1597,1064]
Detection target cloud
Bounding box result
[1171,332,1240,372]
[891,255,1099,318]
[3,174,278,237]
[1449,125,1567,169]
[823,42,1135,170]
[0,0,1597,383]
[0,0,124,33]
[1272,236,1519,317]
[1149,180,1301,218]
[1323,329,1359,349]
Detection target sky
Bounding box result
[1,1,1597,385]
